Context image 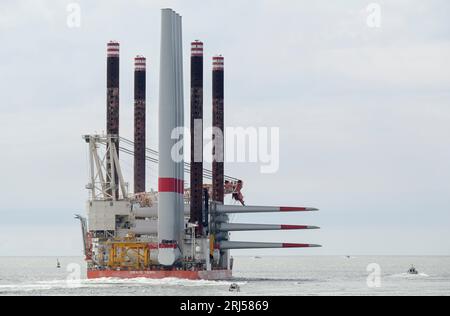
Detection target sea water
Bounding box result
[0,256,449,296]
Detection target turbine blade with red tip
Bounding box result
[214,205,319,214]
[218,223,320,232]
[219,241,322,250]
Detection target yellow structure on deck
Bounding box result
[107,241,153,269]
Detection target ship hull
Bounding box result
[87,269,233,280]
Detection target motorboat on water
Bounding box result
[407,265,418,275]
[229,283,241,292]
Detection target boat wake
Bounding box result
[0,277,247,294]
[389,273,429,278]
[233,277,320,283]
[82,277,246,287]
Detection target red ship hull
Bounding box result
[87,269,233,280]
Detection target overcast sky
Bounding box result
[0,0,449,256]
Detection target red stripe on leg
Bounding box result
[158,178,184,194]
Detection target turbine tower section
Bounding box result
[158,9,184,266]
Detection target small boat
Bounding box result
[229,283,240,292]
[56,259,61,269]
[254,256,262,259]
[407,265,418,275]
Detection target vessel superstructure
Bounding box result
[77,8,321,280]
